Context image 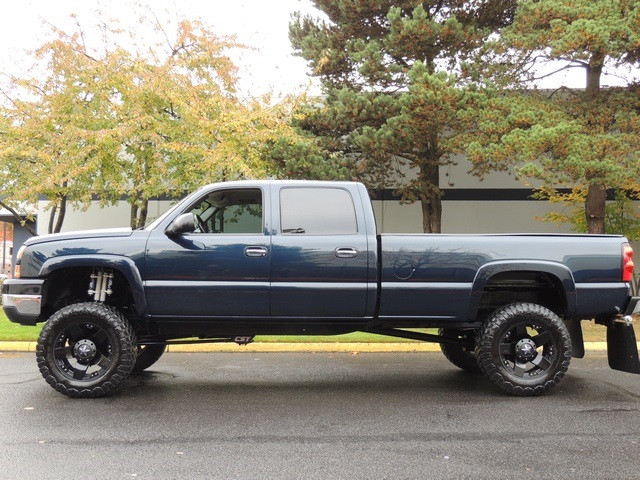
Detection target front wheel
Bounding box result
[36,302,136,398]
[476,303,571,396]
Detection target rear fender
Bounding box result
[469,260,577,320]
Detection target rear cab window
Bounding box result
[280,187,358,235]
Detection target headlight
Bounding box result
[14,245,26,279]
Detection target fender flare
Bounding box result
[39,255,147,314]
[468,260,577,321]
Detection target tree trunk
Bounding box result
[583,51,606,234]
[136,200,148,229]
[419,158,442,233]
[585,183,606,234]
[47,193,67,234]
[130,197,148,229]
[421,194,441,233]
[130,204,138,229]
[53,195,67,234]
[48,203,57,235]
[585,51,604,96]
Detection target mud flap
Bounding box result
[565,319,585,359]
[607,322,640,374]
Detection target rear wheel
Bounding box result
[476,303,571,396]
[133,343,167,372]
[438,328,481,373]
[36,302,136,398]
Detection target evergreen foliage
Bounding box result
[290,0,516,232]
[466,0,640,235]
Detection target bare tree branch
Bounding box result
[530,62,586,82]
[0,200,37,236]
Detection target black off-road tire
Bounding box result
[438,328,481,373]
[132,343,167,372]
[36,302,136,398]
[476,302,571,396]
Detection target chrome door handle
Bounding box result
[335,247,358,258]
[245,246,268,258]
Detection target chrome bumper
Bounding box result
[2,279,44,325]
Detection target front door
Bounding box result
[144,187,270,318]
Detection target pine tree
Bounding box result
[290,0,515,232]
[466,0,640,235]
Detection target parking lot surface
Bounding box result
[1,351,639,479]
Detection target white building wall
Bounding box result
[36,200,178,234]
[32,158,580,236]
[369,156,572,234]
[371,199,572,234]
[441,201,572,234]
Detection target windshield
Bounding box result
[143,186,210,231]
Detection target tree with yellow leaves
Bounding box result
[0,10,337,232]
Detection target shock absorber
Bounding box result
[94,271,104,301]
[88,269,114,302]
[88,273,97,297]
[100,272,113,302]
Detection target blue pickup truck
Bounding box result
[3,180,640,398]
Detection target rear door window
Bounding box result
[280,187,358,235]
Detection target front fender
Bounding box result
[468,260,577,320]
[39,255,147,314]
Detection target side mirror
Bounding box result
[165,213,196,236]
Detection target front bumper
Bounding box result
[2,279,44,325]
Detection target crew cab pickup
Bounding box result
[4,180,640,398]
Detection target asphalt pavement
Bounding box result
[1,350,639,479]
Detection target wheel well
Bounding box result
[41,267,138,321]
[477,271,566,319]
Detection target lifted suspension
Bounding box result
[88,269,113,302]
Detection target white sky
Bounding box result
[0,1,634,97]
[0,0,322,97]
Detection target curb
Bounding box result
[0,341,613,353]
[165,342,442,353]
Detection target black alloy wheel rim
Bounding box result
[498,321,557,379]
[53,321,114,382]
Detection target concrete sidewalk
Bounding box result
[0,340,611,353]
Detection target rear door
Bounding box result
[270,185,372,318]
